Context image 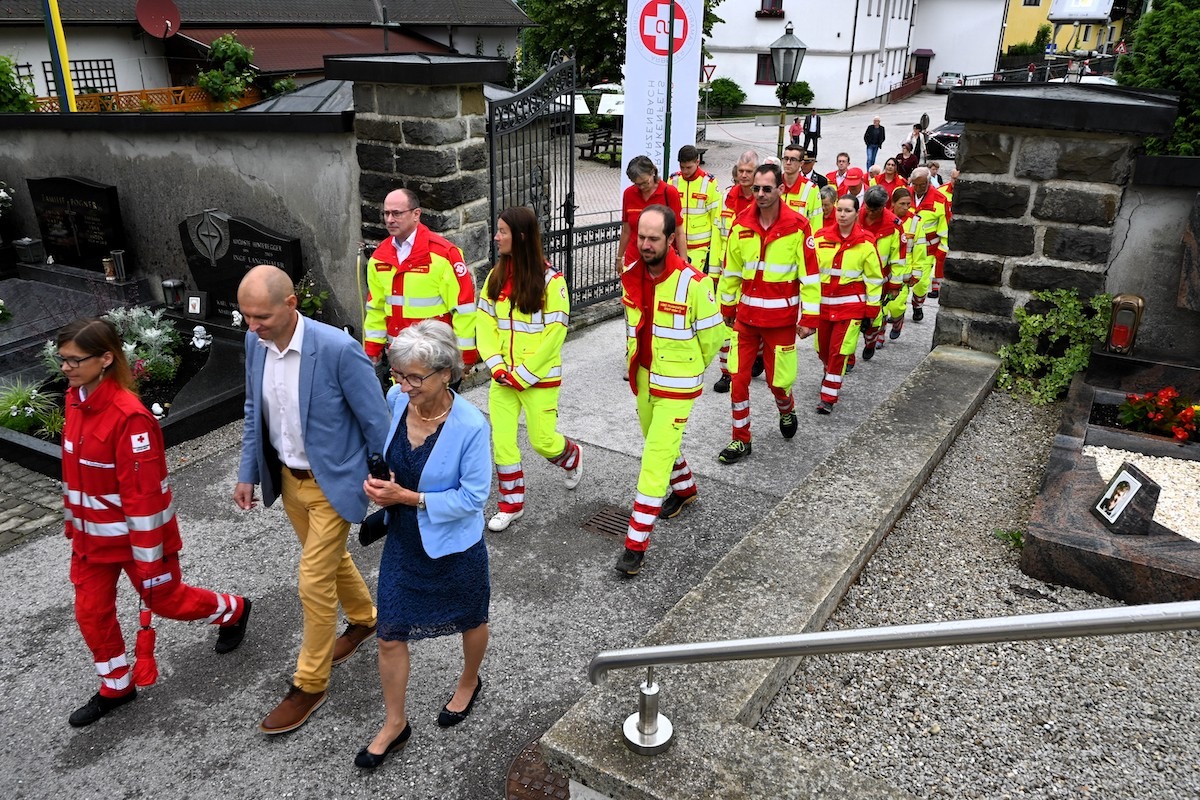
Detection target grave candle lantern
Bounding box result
[161,279,185,309]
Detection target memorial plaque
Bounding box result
[26,176,130,272]
[179,209,302,318]
[1091,461,1161,536]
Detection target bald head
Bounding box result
[238,265,299,347]
[239,264,295,305]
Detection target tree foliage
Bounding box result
[775,80,814,110]
[1116,0,1200,155]
[0,55,36,112]
[521,0,725,87]
[1007,23,1052,57]
[703,77,746,116]
[197,33,256,103]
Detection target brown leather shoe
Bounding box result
[259,684,327,734]
[332,622,377,665]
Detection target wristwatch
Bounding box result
[417,492,426,510]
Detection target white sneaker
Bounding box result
[564,445,583,490]
[487,509,523,531]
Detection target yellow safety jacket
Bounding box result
[667,169,721,267]
[708,187,755,278]
[810,223,884,322]
[363,224,477,363]
[476,266,570,390]
[781,174,823,232]
[907,189,950,286]
[621,250,724,399]
[719,203,820,329]
[862,212,906,296]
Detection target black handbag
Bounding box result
[358,508,390,547]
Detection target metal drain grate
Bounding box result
[580,504,627,538]
[506,738,570,799]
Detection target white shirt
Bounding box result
[261,311,310,470]
[392,229,417,266]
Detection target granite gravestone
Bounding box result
[26,176,130,272]
[179,209,302,319]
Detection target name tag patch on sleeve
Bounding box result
[130,432,151,454]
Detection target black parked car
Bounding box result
[925,121,964,161]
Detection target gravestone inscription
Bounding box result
[179,209,302,319]
[26,176,129,272]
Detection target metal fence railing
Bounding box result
[591,600,1200,755]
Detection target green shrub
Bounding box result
[775,81,814,110]
[1116,1,1200,155]
[997,289,1111,405]
[197,33,256,104]
[0,55,36,112]
[0,378,59,435]
[703,77,746,116]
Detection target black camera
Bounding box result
[367,453,390,481]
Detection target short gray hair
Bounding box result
[819,185,838,205]
[864,185,888,210]
[388,319,464,382]
[910,166,931,182]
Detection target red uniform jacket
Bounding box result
[62,378,181,569]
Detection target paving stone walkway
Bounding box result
[0,459,62,552]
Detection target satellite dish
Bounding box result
[136,0,181,39]
[920,112,930,131]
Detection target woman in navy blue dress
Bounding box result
[357,320,492,769]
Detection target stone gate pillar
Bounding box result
[935,85,1178,352]
[325,54,510,275]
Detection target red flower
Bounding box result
[1158,387,1179,401]
[1174,427,1189,441]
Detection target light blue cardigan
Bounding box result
[383,385,491,558]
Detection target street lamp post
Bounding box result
[770,22,807,159]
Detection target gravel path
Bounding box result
[759,391,1200,800]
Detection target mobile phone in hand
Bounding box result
[367,453,390,481]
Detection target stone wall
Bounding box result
[935,85,1186,355]
[352,82,492,272]
[934,126,1137,352]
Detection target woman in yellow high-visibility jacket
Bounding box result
[477,207,582,532]
[809,194,883,414]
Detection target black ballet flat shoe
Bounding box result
[437,677,483,728]
[354,722,411,769]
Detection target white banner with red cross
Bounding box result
[621,0,703,183]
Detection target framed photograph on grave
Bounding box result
[185,291,208,320]
[1091,461,1159,535]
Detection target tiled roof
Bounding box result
[0,0,529,26]
[180,27,448,74]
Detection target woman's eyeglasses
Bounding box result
[54,353,99,369]
[389,367,441,387]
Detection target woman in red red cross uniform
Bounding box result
[58,318,250,728]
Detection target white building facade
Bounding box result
[704,0,1006,110]
[706,0,919,111]
[910,0,1008,86]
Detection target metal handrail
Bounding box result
[589,600,1200,685]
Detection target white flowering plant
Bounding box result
[0,297,11,324]
[0,180,12,221]
[104,306,182,384]
[0,377,60,437]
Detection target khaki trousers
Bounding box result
[280,470,376,693]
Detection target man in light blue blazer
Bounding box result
[233,265,390,735]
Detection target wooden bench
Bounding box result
[576,130,616,159]
[575,129,623,167]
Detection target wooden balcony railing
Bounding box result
[35,86,263,113]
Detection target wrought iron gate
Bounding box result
[488,52,621,308]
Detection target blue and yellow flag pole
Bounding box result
[42,0,77,112]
